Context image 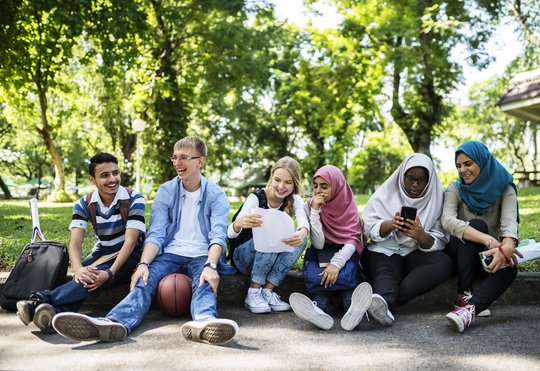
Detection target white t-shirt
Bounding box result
[166,188,208,257]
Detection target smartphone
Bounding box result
[479,251,509,271]
[400,206,417,222]
[479,252,493,271]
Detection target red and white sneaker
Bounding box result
[455,291,490,317]
[446,305,475,333]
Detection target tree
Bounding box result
[0,105,13,199]
[318,0,504,156]
[0,0,98,200]
[510,0,540,47]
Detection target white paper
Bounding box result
[516,240,540,263]
[251,207,296,253]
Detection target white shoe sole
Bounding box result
[181,319,238,345]
[341,282,372,331]
[244,302,272,314]
[52,313,127,342]
[33,304,55,334]
[16,301,33,326]
[445,312,467,333]
[368,294,395,326]
[289,293,334,330]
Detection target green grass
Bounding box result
[1,189,539,272]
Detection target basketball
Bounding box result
[156,273,192,317]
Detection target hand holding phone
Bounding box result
[400,206,417,229]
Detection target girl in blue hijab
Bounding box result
[441,140,522,333]
[455,141,517,218]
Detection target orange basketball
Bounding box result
[156,273,192,317]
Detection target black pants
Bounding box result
[444,219,517,314]
[362,248,452,311]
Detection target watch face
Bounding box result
[206,262,217,269]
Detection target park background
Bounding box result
[0,0,539,270]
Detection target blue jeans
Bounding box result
[33,248,142,313]
[106,253,216,333]
[313,289,354,315]
[233,238,306,286]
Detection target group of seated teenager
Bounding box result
[15,137,521,346]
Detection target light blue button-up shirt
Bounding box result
[145,175,236,274]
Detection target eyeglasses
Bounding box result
[404,175,428,186]
[170,155,202,163]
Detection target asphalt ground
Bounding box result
[1,301,539,370]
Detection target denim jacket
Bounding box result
[146,175,236,275]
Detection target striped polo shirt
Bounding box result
[69,186,146,253]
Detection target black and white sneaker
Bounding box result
[33,303,56,333]
[368,294,395,326]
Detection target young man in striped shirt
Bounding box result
[16,153,146,333]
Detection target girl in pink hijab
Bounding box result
[289,165,372,331]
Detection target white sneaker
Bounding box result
[52,312,127,342]
[181,318,238,345]
[341,282,372,331]
[262,289,291,312]
[289,292,334,330]
[244,288,271,314]
[368,294,395,326]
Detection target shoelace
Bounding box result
[250,291,268,305]
[461,290,473,302]
[456,307,474,324]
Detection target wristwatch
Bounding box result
[203,262,217,270]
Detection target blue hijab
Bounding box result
[455,141,516,216]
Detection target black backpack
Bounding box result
[227,188,287,265]
[0,240,68,311]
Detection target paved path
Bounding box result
[1,303,539,370]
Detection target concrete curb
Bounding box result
[1,271,539,310]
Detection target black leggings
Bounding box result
[444,219,517,314]
[362,248,452,311]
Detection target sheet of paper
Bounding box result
[516,242,540,263]
[251,207,295,253]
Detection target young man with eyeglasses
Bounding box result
[52,136,238,345]
[16,152,146,334]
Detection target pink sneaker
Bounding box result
[446,305,475,333]
[455,291,490,317]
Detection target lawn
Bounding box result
[0,189,538,272]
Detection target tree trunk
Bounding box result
[0,175,13,199]
[36,84,65,192]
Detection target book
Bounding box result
[91,251,120,267]
[316,245,342,268]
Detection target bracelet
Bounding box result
[136,262,150,268]
[486,237,493,248]
[497,244,511,264]
[503,237,519,247]
[104,268,114,281]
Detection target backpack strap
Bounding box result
[86,192,98,235]
[227,188,267,264]
[85,188,134,235]
[119,188,134,226]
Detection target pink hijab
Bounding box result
[308,165,364,253]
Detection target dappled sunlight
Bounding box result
[461,353,540,370]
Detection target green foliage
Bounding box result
[47,190,75,203]
[349,128,411,193]
[3,189,539,272]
